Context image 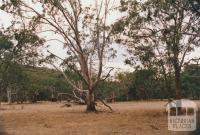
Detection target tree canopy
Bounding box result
[112,0,200,99]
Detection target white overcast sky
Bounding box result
[0,0,199,74]
[0,0,133,75]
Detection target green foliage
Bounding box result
[133,69,159,99]
[0,29,43,102]
[115,69,175,100]
[113,0,200,99]
[23,67,73,100]
[111,20,126,35]
[0,35,13,50]
[182,64,200,99]
[10,0,21,7]
[95,79,127,101]
[0,60,29,102]
[187,0,200,15]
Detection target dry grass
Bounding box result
[0,101,199,135]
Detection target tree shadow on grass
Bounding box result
[0,114,9,135]
[0,126,9,135]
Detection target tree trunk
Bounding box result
[86,91,96,112]
[7,88,12,104]
[0,91,1,107]
[173,69,182,114]
[175,69,182,99]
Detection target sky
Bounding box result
[0,0,200,75]
[0,0,133,75]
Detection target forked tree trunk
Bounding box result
[86,91,96,112]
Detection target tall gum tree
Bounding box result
[112,0,200,99]
[1,0,115,111]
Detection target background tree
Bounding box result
[0,34,29,104]
[115,72,134,100]
[187,0,200,15]
[113,0,200,99]
[182,64,200,99]
[0,12,44,103]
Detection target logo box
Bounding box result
[166,99,198,131]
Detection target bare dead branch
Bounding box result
[97,98,113,112]
[47,61,88,93]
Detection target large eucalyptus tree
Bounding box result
[113,0,200,99]
[1,0,115,111]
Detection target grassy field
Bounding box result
[0,101,199,135]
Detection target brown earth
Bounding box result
[0,101,199,135]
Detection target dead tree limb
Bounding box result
[97,98,113,112]
[72,90,85,104]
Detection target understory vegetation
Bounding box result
[0,63,200,103]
